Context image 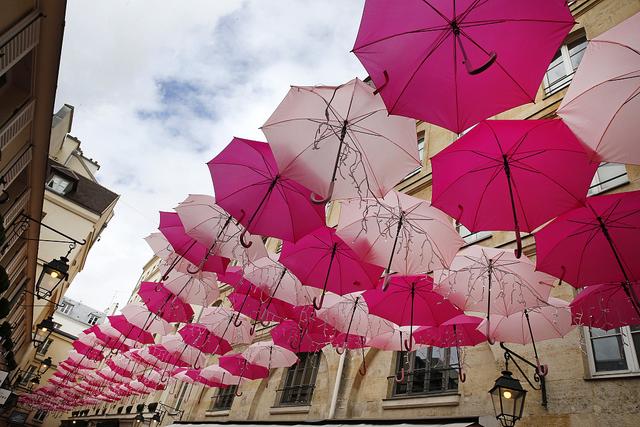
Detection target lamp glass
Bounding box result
[489,371,527,427]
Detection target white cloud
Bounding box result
[56,0,366,310]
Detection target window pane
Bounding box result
[630,325,640,365]
[590,328,628,371]
[568,37,588,70]
[279,352,319,406]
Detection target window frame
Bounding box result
[33,409,48,423]
[390,347,459,398]
[543,32,588,96]
[59,303,74,315]
[45,174,74,195]
[87,314,100,326]
[210,385,237,411]
[277,352,321,407]
[584,326,640,378]
[404,133,426,179]
[36,337,53,356]
[588,162,629,196]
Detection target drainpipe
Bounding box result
[328,350,346,419]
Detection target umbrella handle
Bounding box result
[233,314,244,328]
[514,228,523,259]
[234,389,243,397]
[239,223,253,248]
[358,363,367,376]
[403,338,413,352]
[259,319,271,327]
[466,51,497,75]
[486,335,496,345]
[186,263,201,274]
[312,292,326,311]
[458,366,466,383]
[310,189,332,205]
[536,363,549,377]
[394,367,405,383]
[335,345,345,355]
[250,322,257,336]
[373,70,389,95]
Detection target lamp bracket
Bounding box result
[500,342,547,408]
[17,213,87,247]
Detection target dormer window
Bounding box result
[46,174,73,195]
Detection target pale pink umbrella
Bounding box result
[337,190,463,287]
[479,297,574,375]
[160,334,208,369]
[198,365,242,387]
[199,306,253,346]
[171,367,197,384]
[121,303,174,336]
[262,78,420,202]
[317,292,370,351]
[558,11,640,164]
[108,315,155,346]
[175,194,268,264]
[144,232,201,277]
[434,246,554,344]
[162,269,220,306]
[570,282,640,329]
[242,340,298,370]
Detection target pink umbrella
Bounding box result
[160,334,208,369]
[570,282,640,329]
[120,303,174,336]
[228,288,291,334]
[364,275,462,351]
[558,12,640,165]
[242,340,298,370]
[178,323,232,355]
[280,226,383,309]
[144,232,201,276]
[366,319,415,352]
[535,190,640,315]
[175,194,268,263]
[219,354,270,396]
[271,319,332,353]
[337,190,463,288]
[479,297,574,375]
[159,211,230,274]
[85,324,132,352]
[199,306,253,347]
[209,137,326,246]
[72,340,104,361]
[434,246,554,343]
[431,119,598,257]
[138,281,194,323]
[262,78,420,202]
[106,356,139,379]
[108,315,155,345]
[317,293,372,353]
[198,365,241,388]
[147,344,190,368]
[162,269,220,306]
[352,0,574,133]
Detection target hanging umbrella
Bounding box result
[479,297,574,375]
[227,288,290,334]
[431,119,598,257]
[198,365,242,388]
[535,190,640,315]
[434,246,554,344]
[557,11,640,165]
[317,293,371,353]
[352,0,574,133]
[242,341,298,370]
[85,324,133,352]
[199,306,253,347]
[162,269,220,307]
[280,226,383,309]
[366,318,415,351]
[159,211,230,274]
[331,332,370,376]
[209,137,326,247]
[337,190,463,288]
[160,334,208,369]
[144,232,202,276]
[219,354,270,396]
[262,78,420,202]
[271,319,333,353]
[570,281,640,329]
[178,323,232,356]
[108,315,155,345]
[120,303,174,336]
[175,194,268,263]
[137,281,194,323]
[147,344,190,368]
[364,275,462,351]
[72,340,104,361]
[106,356,139,379]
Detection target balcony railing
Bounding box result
[0,99,35,154]
[0,12,41,76]
[1,145,32,189]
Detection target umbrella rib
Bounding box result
[213,160,273,181]
[508,161,587,204]
[560,68,640,109]
[352,24,451,52]
[594,83,640,153]
[461,18,578,27]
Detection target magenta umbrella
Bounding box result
[159,211,230,275]
[535,190,640,315]
[178,323,232,356]
[271,319,333,353]
[209,137,326,247]
[352,0,574,133]
[262,78,420,202]
[414,314,485,348]
[228,288,291,335]
[431,119,598,257]
[571,282,640,329]
[363,275,462,351]
[280,226,383,309]
[72,341,104,361]
[108,315,155,345]
[557,12,640,165]
[219,354,270,396]
[138,282,194,323]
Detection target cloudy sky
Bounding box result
[55,0,366,310]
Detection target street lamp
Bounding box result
[151,412,161,424]
[489,370,527,427]
[134,413,145,423]
[32,316,55,348]
[35,256,70,299]
[37,356,53,376]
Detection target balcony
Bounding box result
[0,12,40,77]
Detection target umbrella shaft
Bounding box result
[385,215,404,276]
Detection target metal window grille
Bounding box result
[277,352,320,406]
[390,347,459,397]
[211,385,237,411]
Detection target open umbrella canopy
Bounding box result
[280,226,383,309]
[108,314,155,345]
[138,281,194,323]
[352,0,574,133]
[178,323,233,355]
[161,269,220,307]
[198,365,242,387]
[431,119,598,257]
[571,281,640,329]
[84,324,133,352]
[413,314,486,348]
[209,137,326,245]
[199,306,254,345]
[337,190,463,282]
[242,340,298,370]
[219,354,270,380]
[120,302,174,336]
[72,340,104,361]
[262,77,420,202]
[159,211,230,274]
[271,319,333,353]
[558,11,640,165]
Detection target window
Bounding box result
[87,314,100,326]
[210,385,237,411]
[585,326,640,376]
[36,338,53,356]
[33,409,47,423]
[391,347,458,397]
[46,174,73,195]
[59,302,74,315]
[543,33,588,95]
[588,162,628,196]
[19,365,37,385]
[278,352,320,406]
[404,133,426,179]
[455,222,491,245]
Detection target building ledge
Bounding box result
[269,405,311,415]
[205,409,230,417]
[382,393,461,410]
